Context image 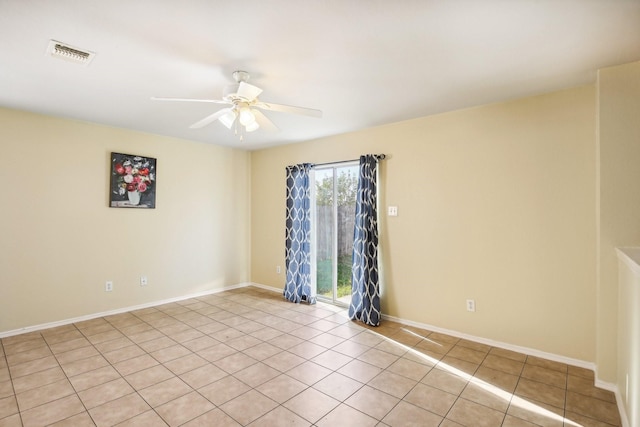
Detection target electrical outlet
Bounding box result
[105,281,113,292]
[276,265,281,274]
[388,206,398,216]
[466,299,476,312]
[140,276,148,286]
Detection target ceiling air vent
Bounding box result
[47,40,95,66]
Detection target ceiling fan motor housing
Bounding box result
[223,84,242,101]
[223,70,252,102]
[232,70,250,83]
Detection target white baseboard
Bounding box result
[611,387,630,427]
[0,282,252,339]
[380,313,596,371]
[248,282,282,293]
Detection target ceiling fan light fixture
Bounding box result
[238,107,256,126]
[245,121,260,132]
[219,110,237,129]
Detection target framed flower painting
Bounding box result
[109,152,156,208]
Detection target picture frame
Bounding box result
[109,152,156,208]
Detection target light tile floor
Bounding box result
[0,287,621,426]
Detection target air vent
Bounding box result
[47,40,95,65]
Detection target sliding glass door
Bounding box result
[312,163,359,306]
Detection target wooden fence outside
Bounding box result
[316,205,356,260]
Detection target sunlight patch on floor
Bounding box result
[366,329,584,427]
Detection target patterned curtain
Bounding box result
[348,155,381,326]
[284,164,316,304]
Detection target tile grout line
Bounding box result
[124,297,303,426]
[74,312,154,425]
[212,295,377,425]
[135,300,269,426]
[438,342,483,426]
[108,307,185,426]
[19,324,92,426]
[55,324,94,425]
[122,302,222,426]
[504,353,527,427]
[1,339,26,426]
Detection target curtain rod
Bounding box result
[311,154,386,167]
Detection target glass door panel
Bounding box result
[314,164,359,306]
[314,168,334,300]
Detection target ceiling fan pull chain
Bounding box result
[234,118,245,141]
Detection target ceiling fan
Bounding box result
[152,70,322,139]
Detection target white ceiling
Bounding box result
[1,1,639,150]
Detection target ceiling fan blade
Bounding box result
[151,97,231,105]
[252,109,279,132]
[236,82,263,101]
[189,108,234,129]
[254,101,322,118]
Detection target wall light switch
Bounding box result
[466,299,476,312]
[140,276,148,286]
[388,206,398,216]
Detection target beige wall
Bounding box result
[0,80,606,370]
[251,86,597,362]
[597,60,640,383]
[0,108,251,333]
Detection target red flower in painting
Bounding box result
[114,156,154,196]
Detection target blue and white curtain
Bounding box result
[348,155,381,326]
[284,164,316,304]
